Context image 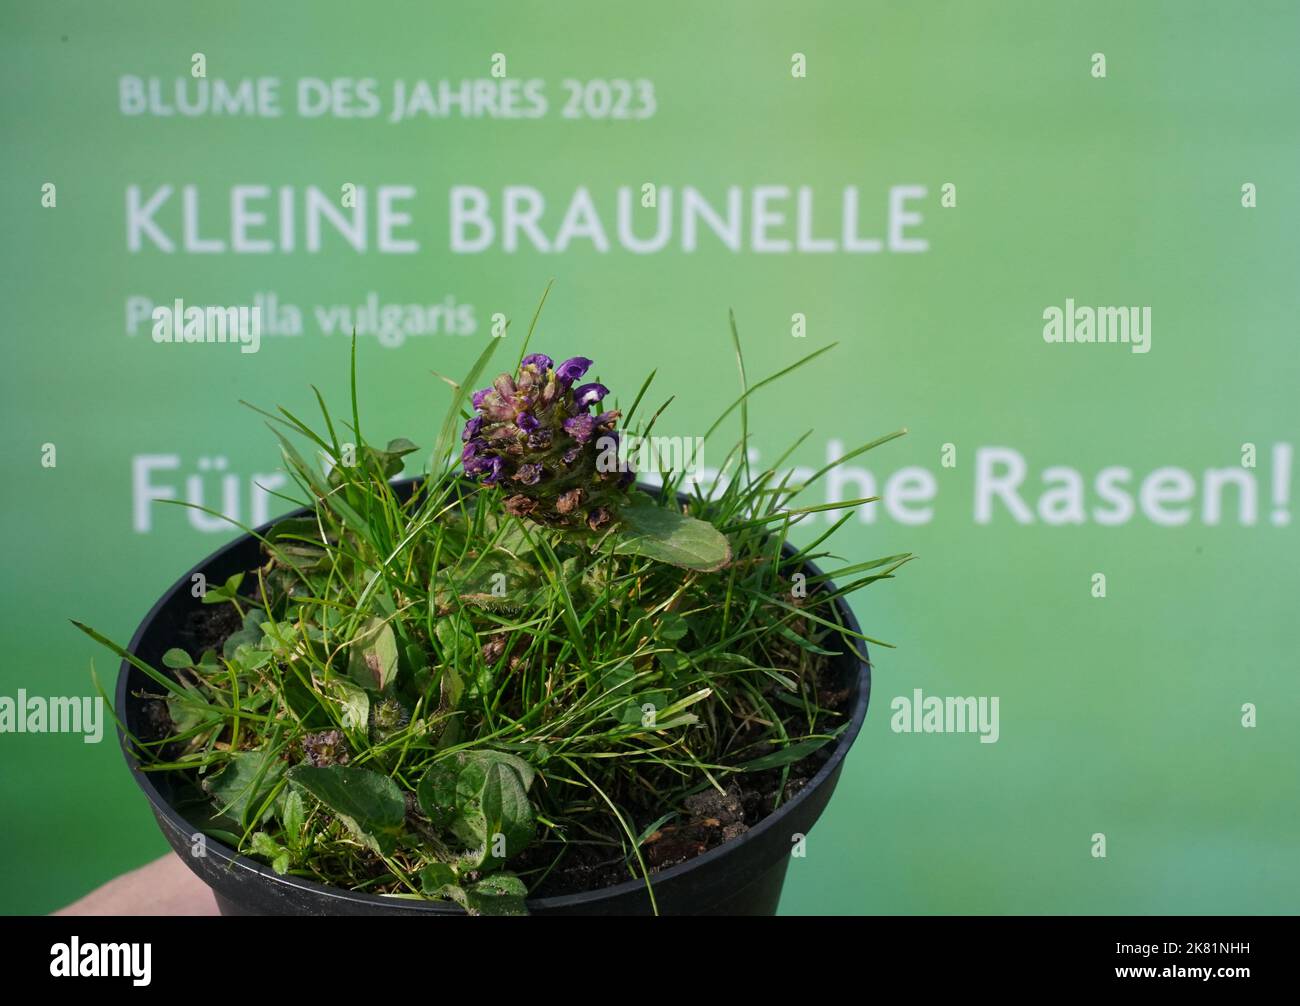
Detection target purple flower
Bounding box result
[465,452,505,484]
[563,413,595,443]
[302,729,350,767]
[574,383,608,408]
[514,463,543,486]
[459,349,630,526]
[556,357,593,385]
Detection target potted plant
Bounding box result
[78,309,909,916]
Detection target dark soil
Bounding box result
[178,603,243,657]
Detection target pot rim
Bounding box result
[115,478,872,912]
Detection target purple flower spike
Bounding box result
[555,357,594,385]
[458,350,630,526]
[574,382,608,408]
[563,413,595,443]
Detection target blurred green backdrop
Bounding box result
[1,0,1296,915]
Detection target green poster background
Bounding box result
[1,0,1296,914]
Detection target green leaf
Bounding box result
[281,790,306,854]
[250,831,291,875]
[654,612,689,642]
[769,619,839,657]
[610,494,731,572]
[267,516,322,542]
[334,438,420,482]
[439,664,465,711]
[738,726,847,772]
[459,759,535,868]
[433,614,475,667]
[222,608,267,659]
[433,552,546,611]
[419,861,460,898]
[287,765,406,854]
[197,649,222,671]
[162,648,193,669]
[204,751,285,826]
[404,642,426,676]
[416,760,460,828]
[347,617,398,691]
[597,661,633,696]
[165,689,211,734]
[657,649,691,675]
[470,750,537,791]
[465,873,529,916]
[618,690,671,727]
[483,513,538,559]
[331,678,370,732]
[201,571,245,605]
[420,876,470,910]
[266,517,330,571]
[416,751,537,868]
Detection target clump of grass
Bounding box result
[78,301,909,915]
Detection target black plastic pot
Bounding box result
[116,480,871,915]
